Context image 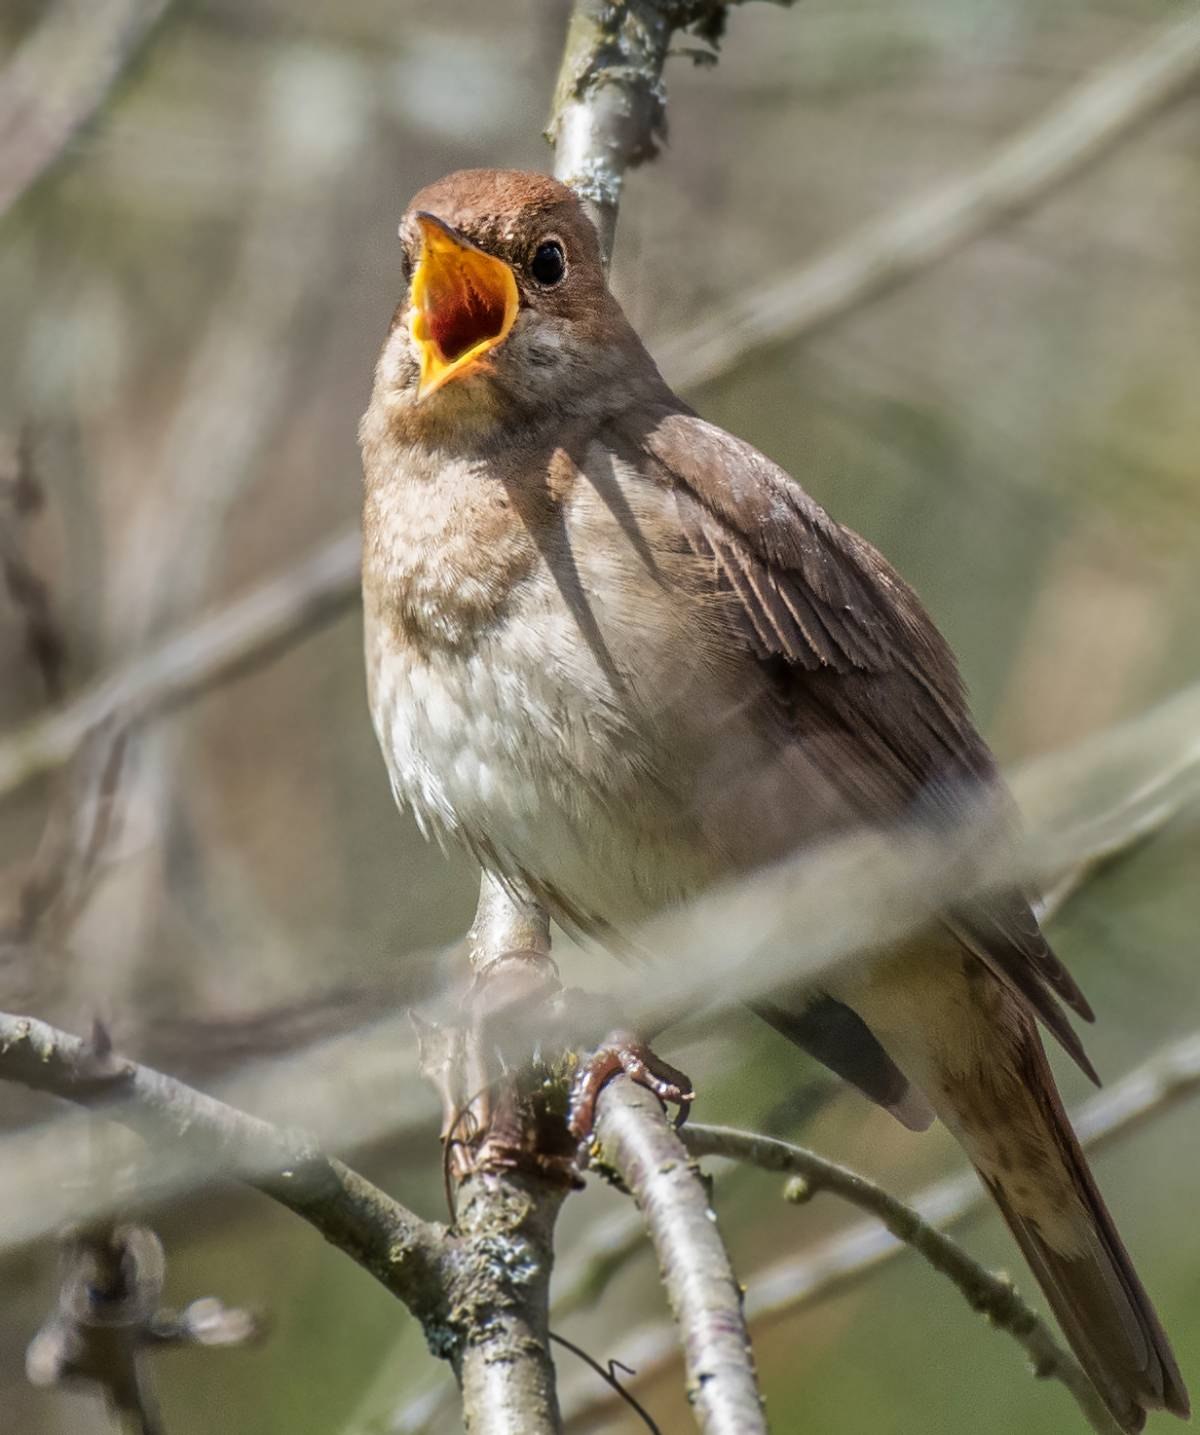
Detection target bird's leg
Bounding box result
[568,1030,694,1154]
[455,873,579,1186]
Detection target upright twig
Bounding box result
[434,875,567,1435]
[658,7,1200,390]
[548,7,772,1428]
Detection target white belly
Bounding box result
[367,595,717,927]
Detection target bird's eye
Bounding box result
[530,240,566,287]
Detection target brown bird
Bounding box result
[359,168,1189,1432]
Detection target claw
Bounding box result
[569,1030,694,1152]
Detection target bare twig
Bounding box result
[683,1126,1120,1435]
[549,1332,662,1435]
[0,530,358,801]
[562,1031,1200,1429]
[591,1077,766,1435]
[658,7,1200,390]
[0,0,176,221]
[547,10,772,1430]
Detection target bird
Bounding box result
[359,167,1189,1433]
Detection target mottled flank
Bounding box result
[360,168,1189,1433]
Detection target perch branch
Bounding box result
[591,1076,766,1435]
[435,873,566,1435]
[659,6,1200,390]
[549,8,771,1428]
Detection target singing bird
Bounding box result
[360,169,1188,1431]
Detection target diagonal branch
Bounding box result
[0,0,177,222]
[0,1012,451,1331]
[0,530,359,801]
[658,7,1200,390]
[682,1125,1120,1435]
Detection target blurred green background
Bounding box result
[1,1,1197,1431]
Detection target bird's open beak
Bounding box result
[408,213,519,401]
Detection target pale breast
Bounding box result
[362,440,734,926]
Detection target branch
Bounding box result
[658,7,1200,390]
[0,0,176,221]
[26,1221,258,1435]
[591,1077,766,1435]
[0,1012,451,1332]
[683,1126,1120,1435]
[562,1031,1200,1429]
[0,530,358,801]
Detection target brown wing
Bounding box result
[621,404,1097,1079]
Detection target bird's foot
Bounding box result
[568,1030,694,1154]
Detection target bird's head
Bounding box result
[370,169,650,442]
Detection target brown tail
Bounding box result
[973,1034,1189,1433]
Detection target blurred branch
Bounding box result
[0,432,67,699]
[658,7,1200,389]
[0,0,176,221]
[26,1221,258,1435]
[562,1031,1200,1429]
[682,1126,1120,1435]
[0,530,358,801]
[0,724,127,1000]
[591,1077,766,1435]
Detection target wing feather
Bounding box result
[621,403,1096,1078]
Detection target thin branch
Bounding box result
[657,7,1200,390]
[0,0,176,221]
[0,1012,451,1331]
[0,530,358,801]
[549,1332,662,1435]
[682,1126,1120,1435]
[562,1030,1200,1429]
[591,1076,766,1435]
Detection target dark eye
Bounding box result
[530,240,566,287]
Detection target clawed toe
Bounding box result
[568,1030,694,1151]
